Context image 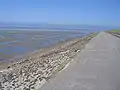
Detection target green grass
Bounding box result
[53,60,69,75]
[106,30,120,33]
[111,30,120,32]
[89,32,98,37]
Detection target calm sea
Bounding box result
[0,30,87,62]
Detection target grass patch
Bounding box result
[89,32,98,38]
[106,30,120,33]
[53,60,69,74]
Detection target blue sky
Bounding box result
[0,0,120,27]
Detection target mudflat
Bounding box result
[0,30,85,61]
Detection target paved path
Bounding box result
[40,32,120,90]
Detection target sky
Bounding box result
[0,0,120,27]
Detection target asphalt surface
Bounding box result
[40,32,120,90]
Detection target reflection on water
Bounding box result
[0,30,86,61]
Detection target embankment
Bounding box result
[0,33,97,90]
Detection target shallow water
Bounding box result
[0,30,86,61]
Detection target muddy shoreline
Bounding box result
[0,33,97,90]
[0,36,83,70]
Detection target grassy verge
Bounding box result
[106,30,120,33]
[106,30,120,38]
[88,32,99,38]
[53,60,69,75]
